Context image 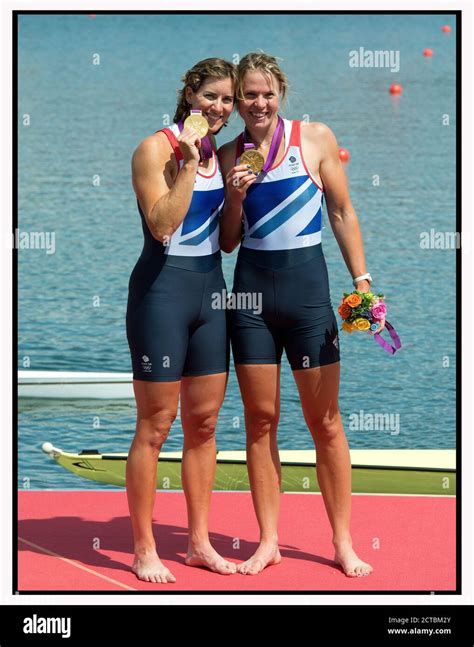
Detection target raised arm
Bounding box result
[131,128,200,243]
[302,122,371,292]
[218,140,257,253]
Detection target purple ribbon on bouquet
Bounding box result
[178,109,214,161]
[372,320,402,355]
[244,115,285,172]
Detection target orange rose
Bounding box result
[344,293,362,308]
[338,303,351,320]
[342,321,354,333]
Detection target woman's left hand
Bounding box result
[355,279,386,335]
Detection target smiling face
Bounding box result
[238,70,280,132]
[185,77,235,134]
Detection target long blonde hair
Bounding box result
[173,58,238,124]
[237,52,289,102]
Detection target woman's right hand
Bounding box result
[225,164,258,203]
[177,126,201,164]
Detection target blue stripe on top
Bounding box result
[297,206,322,237]
[180,187,225,236]
[250,182,318,239]
[180,210,220,246]
[243,175,309,230]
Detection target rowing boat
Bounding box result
[19,371,134,399]
[41,443,456,495]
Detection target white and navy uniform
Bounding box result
[154,123,223,256]
[126,125,229,381]
[241,118,324,251]
[230,118,340,370]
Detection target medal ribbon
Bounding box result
[372,320,402,355]
[244,115,285,172]
[178,109,214,161]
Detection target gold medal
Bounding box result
[184,111,209,138]
[240,149,265,174]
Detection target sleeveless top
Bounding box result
[136,123,225,258]
[236,119,324,251]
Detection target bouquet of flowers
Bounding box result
[338,290,386,334]
[338,290,401,354]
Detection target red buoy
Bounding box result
[89,14,96,18]
[441,25,451,33]
[423,48,433,57]
[339,148,350,163]
[389,83,403,95]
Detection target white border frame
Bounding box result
[1,0,472,608]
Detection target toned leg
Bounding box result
[235,364,282,575]
[126,379,180,583]
[293,361,372,577]
[180,372,236,575]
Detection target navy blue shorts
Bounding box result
[126,252,229,381]
[229,244,340,370]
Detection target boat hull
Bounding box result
[19,371,134,399]
[43,447,456,495]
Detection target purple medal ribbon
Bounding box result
[178,109,214,161]
[372,320,402,355]
[244,115,285,172]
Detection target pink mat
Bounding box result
[18,491,456,591]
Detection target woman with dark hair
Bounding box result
[126,58,237,583]
[219,52,382,578]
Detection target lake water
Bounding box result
[17,12,457,489]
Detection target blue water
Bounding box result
[17,13,457,489]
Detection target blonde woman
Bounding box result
[219,52,383,577]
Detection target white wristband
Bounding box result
[353,273,372,287]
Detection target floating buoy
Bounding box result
[423,48,433,57]
[441,25,451,33]
[89,14,96,18]
[389,83,403,95]
[339,148,350,163]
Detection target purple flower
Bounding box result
[371,301,387,320]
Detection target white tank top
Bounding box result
[158,123,225,256]
[236,119,324,251]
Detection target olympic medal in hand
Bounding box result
[227,164,258,201]
[240,149,265,174]
[184,113,209,138]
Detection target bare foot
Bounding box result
[185,542,237,575]
[237,542,281,575]
[132,549,176,583]
[334,540,373,577]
